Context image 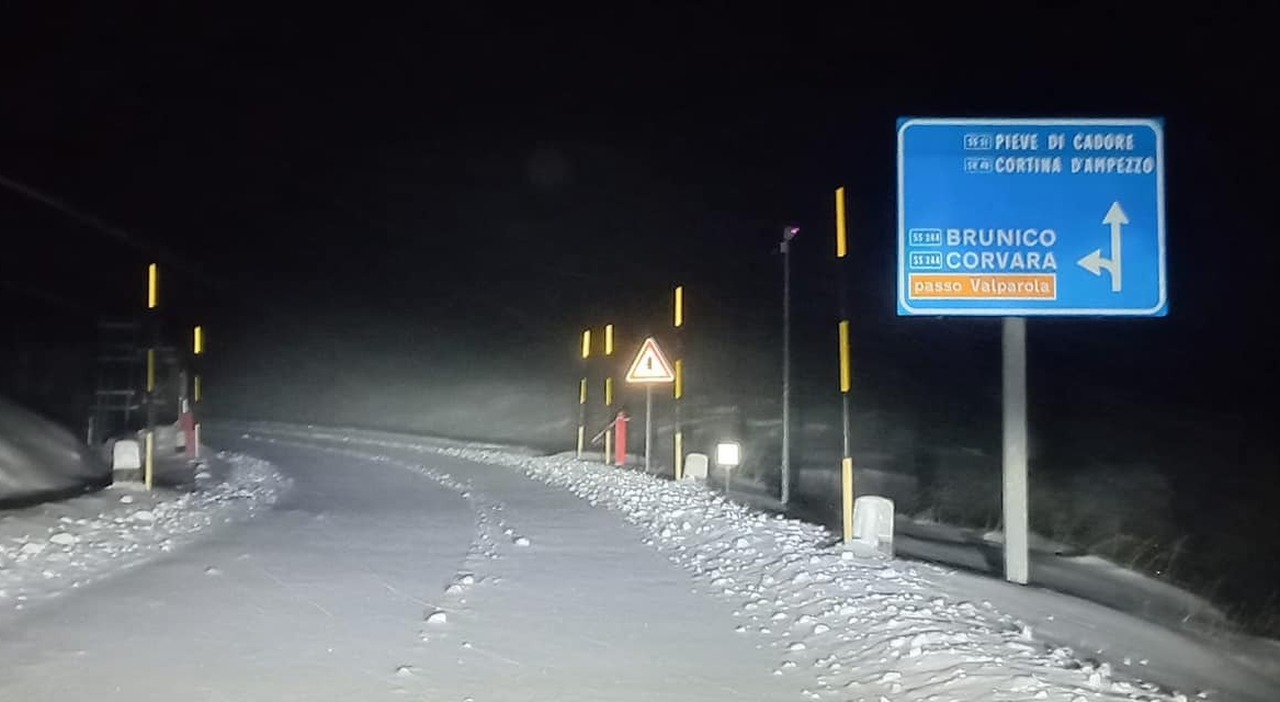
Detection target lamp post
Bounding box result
[780,225,799,506]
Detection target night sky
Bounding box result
[2,6,1274,422]
[2,4,1277,614]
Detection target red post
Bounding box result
[614,411,628,466]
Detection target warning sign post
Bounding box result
[624,337,674,473]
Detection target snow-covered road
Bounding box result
[3,423,1277,702]
[0,427,796,701]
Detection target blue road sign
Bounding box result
[897,118,1166,316]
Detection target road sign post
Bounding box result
[897,117,1166,585]
[1002,317,1029,583]
[624,337,676,475]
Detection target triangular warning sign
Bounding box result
[624,337,675,383]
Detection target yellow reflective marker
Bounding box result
[579,378,587,404]
[674,359,684,400]
[147,263,158,309]
[604,377,614,406]
[194,374,202,403]
[836,187,848,259]
[193,325,204,355]
[838,320,851,394]
[146,349,156,393]
[581,329,591,359]
[842,457,854,542]
[674,285,684,328]
[604,324,614,356]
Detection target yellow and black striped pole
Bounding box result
[192,325,204,460]
[603,323,615,464]
[836,187,855,542]
[673,285,684,480]
[145,263,159,490]
[577,329,590,457]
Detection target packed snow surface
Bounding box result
[0,394,108,504]
[0,451,285,616]
[3,421,1276,701]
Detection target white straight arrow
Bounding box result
[1077,201,1127,292]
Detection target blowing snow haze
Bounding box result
[2,0,1278,663]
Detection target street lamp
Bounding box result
[780,225,799,506]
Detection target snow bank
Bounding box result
[0,394,108,504]
[434,447,1191,701]
[216,423,1280,700]
[0,451,286,616]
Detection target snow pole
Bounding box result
[188,325,204,461]
[673,285,684,481]
[603,324,614,464]
[144,263,158,490]
[836,187,855,543]
[577,329,590,458]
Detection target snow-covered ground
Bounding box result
[0,394,108,505]
[230,423,1280,701]
[3,422,1278,701]
[0,451,285,621]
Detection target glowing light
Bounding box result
[715,441,741,467]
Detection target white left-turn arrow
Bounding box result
[1077,201,1127,292]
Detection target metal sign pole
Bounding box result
[644,384,653,473]
[1003,316,1029,584]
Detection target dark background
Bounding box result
[2,4,1276,627]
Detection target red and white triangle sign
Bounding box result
[624,337,675,383]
